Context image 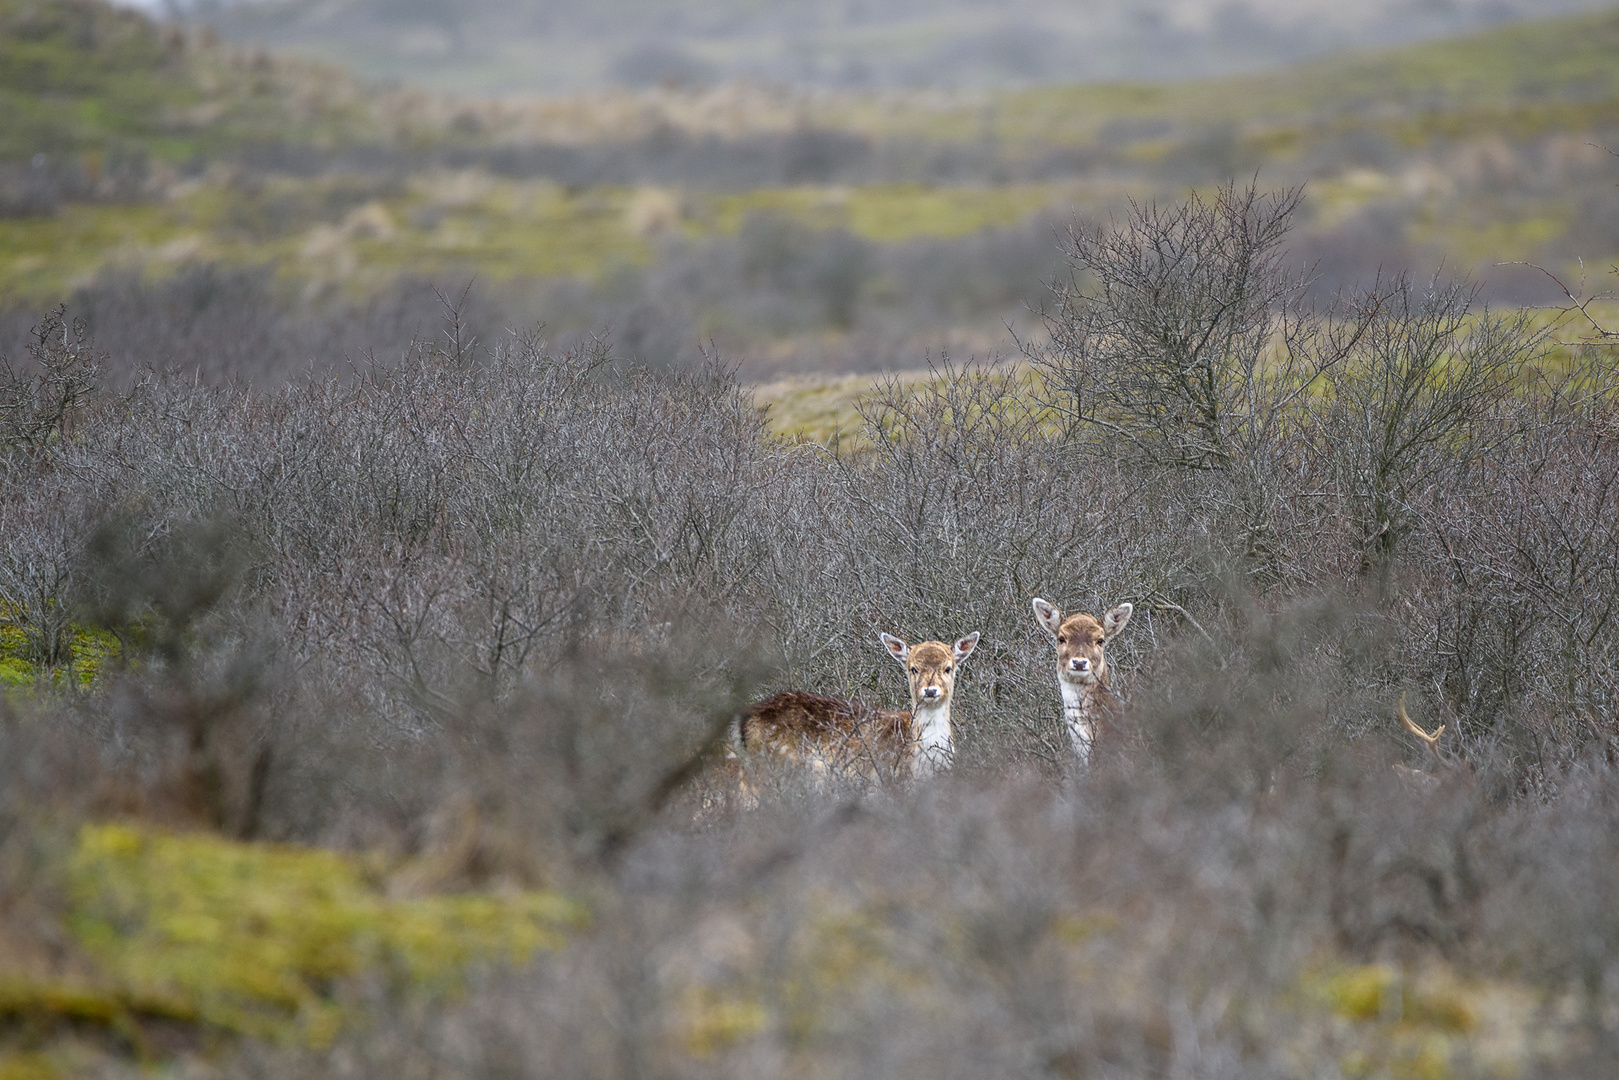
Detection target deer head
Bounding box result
[1032,598,1133,687]
[880,631,980,710]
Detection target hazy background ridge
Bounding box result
[9,0,1619,382]
[156,0,1619,93]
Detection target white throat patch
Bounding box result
[1059,678,1095,764]
[912,700,954,776]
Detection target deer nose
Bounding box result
[922,686,941,700]
[1071,658,1089,672]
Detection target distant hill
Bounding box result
[12,0,1619,178]
[0,0,505,214]
[3,0,1617,369]
[190,0,1619,95]
[961,5,1619,156]
[0,0,404,160]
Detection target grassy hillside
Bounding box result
[970,5,1619,147]
[0,0,400,167]
[0,0,193,160]
[0,821,1536,1078]
[9,2,1619,184]
[1,1,1617,380]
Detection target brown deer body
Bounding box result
[734,632,980,782]
[1031,598,1133,765]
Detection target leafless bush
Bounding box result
[1029,180,1378,581]
[1036,183,1316,467]
[1408,357,1619,770]
[0,152,147,218]
[421,625,776,886]
[0,310,108,669]
[62,511,283,836]
[1318,275,1542,580]
[0,267,521,387]
[0,210,1061,385]
[0,478,91,672]
[1482,762,1619,1063]
[0,306,101,456]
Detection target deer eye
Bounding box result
[945,666,952,674]
[909,666,918,674]
[1096,637,1106,645]
[1056,636,1065,644]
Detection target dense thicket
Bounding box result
[3,184,1619,1076]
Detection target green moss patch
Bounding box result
[0,823,585,1063]
[1314,964,1477,1031]
[700,184,1059,242]
[0,620,120,688]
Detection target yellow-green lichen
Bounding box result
[58,822,586,1046]
[1321,964,1476,1032]
[679,986,769,1058]
[0,1051,61,1080]
[0,620,121,688]
[1293,963,1488,1080]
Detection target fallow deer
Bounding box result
[1031,598,1133,765]
[1392,693,1460,792]
[733,631,981,782]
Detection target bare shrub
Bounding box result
[0,309,109,672]
[0,475,93,673]
[67,513,278,837]
[1483,762,1619,1063]
[1319,275,1542,581]
[1035,182,1321,466]
[0,306,101,457]
[1029,180,1379,582]
[1409,357,1619,771]
[424,625,776,886]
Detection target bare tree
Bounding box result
[1029,181,1375,577]
[1321,275,1543,583]
[0,306,101,458]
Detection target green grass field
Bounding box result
[0,178,1081,300]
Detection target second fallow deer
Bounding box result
[734,631,981,782]
[1032,598,1133,765]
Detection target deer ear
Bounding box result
[879,633,910,665]
[1032,598,1062,639]
[953,631,981,663]
[1103,602,1133,640]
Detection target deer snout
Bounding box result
[1070,657,1090,673]
[921,685,942,701]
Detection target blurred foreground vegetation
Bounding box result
[1,823,581,1064]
